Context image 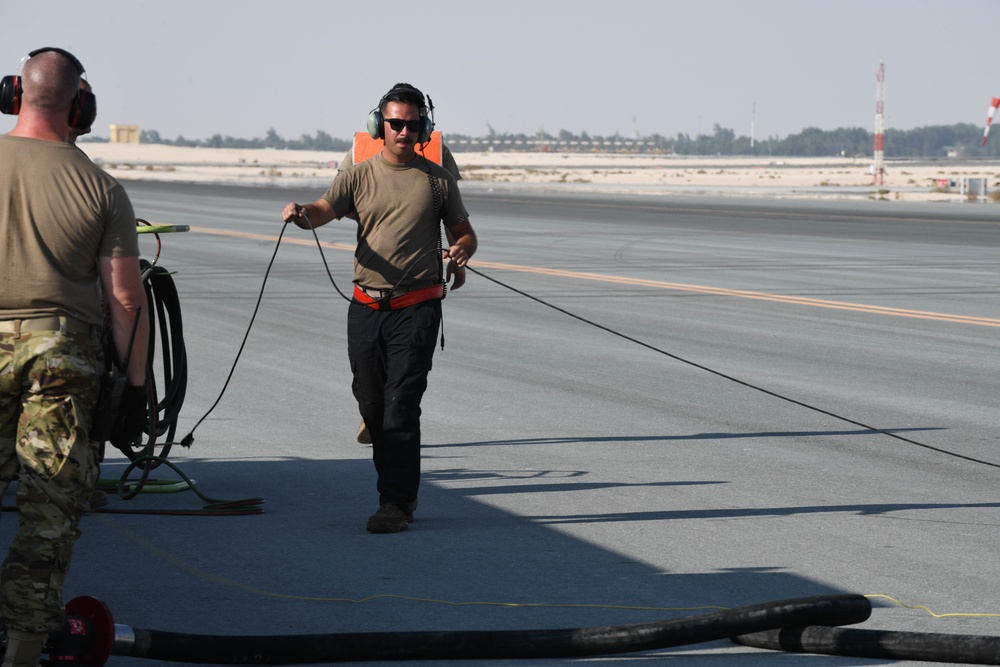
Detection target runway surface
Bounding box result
[26,183,1000,665]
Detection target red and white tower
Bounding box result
[873,61,885,185]
[981,97,999,146]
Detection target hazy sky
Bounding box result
[4,0,997,142]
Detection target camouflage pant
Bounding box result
[0,329,102,635]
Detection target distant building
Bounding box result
[110,125,140,144]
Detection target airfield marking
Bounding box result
[181,225,1000,328]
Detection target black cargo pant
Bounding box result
[347,298,441,511]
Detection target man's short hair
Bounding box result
[380,83,427,117]
[21,50,80,113]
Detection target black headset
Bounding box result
[366,84,434,143]
[0,47,96,131]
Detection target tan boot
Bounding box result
[2,629,46,667]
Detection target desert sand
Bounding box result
[78,142,999,204]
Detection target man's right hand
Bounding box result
[282,202,307,227]
[282,199,336,230]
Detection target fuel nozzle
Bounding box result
[42,596,117,667]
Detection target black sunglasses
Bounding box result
[384,118,423,133]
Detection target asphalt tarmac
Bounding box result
[12,183,1000,666]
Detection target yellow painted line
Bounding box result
[185,225,355,251]
[181,225,1000,328]
[470,260,1000,327]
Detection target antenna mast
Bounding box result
[873,61,885,185]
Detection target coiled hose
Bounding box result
[104,259,187,467]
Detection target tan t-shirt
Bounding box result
[322,153,469,291]
[0,135,139,325]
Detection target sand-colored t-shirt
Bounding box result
[0,135,139,325]
[322,153,468,291]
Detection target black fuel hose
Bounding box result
[734,625,1000,664]
[112,594,870,664]
[107,259,187,467]
[141,261,187,460]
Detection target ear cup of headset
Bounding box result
[70,88,96,130]
[0,75,21,115]
[419,116,433,143]
[367,108,383,140]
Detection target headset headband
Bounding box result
[381,85,427,116]
[27,47,86,75]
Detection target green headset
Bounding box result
[366,84,434,143]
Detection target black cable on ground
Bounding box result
[104,456,264,514]
[734,625,1000,664]
[113,594,870,664]
[179,222,292,448]
[460,266,1000,663]
[466,265,1000,470]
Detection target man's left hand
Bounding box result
[444,244,469,267]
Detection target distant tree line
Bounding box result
[130,128,354,152]
[446,123,998,158]
[80,122,999,158]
